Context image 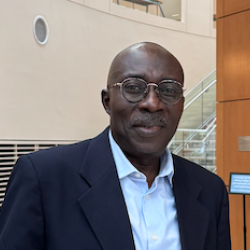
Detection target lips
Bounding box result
[133,125,163,138]
[130,112,167,137]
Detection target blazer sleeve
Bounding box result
[0,155,45,250]
[217,182,231,250]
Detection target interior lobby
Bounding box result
[0,0,249,249]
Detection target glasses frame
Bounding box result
[108,77,186,106]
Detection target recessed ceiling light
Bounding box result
[33,15,49,45]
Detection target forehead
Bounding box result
[108,45,183,85]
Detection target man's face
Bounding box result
[102,44,184,160]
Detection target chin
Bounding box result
[131,141,166,157]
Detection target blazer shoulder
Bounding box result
[16,128,110,175]
[172,154,226,188]
[27,139,91,162]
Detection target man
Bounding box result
[0,42,230,250]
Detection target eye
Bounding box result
[123,80,146,94]
[161,87,178,96]
[126,84,140,91]
[159,83,181,97]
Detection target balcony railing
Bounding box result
[113,0,181,21]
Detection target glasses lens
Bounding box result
[122,79,146,102]
[158,81,183,105]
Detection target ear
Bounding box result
[101,89,111,115]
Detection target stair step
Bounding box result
[185,156,216,160]
[183,148,216,152]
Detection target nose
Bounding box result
[137,85,163,112]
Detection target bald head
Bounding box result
[107,42,184,87]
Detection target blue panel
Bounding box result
[229,173,250,195]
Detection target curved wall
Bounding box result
[0,0,216,140]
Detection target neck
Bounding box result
[125,154,161,188]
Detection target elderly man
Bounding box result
[0,42,230,250]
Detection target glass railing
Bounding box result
[168,70,217,172]
[169,118,217,173]
[113,0,181,20]
[178,70,216,129]
[113,0,216,23]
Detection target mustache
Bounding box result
[131,113,167,127]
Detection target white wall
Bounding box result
[0,0,216,141]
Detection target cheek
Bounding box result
[167,106,183,130]
[172,101,184,119]
[110,97,137,123]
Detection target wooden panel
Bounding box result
[216,18,225,103]
[217,101,250,182]
[228,195,244,250]
[217,2,250,249]
[217,100,250,250]
[216,103,225,180]
[228,193,250,250]
[246,197,250,248]
[217,10,250,102]
[216,0,223,18]
[217,0,250,18]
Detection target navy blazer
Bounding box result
[0,128,230,250]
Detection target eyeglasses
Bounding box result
[108,78,185,106]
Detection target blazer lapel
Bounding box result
[173,155,210,250]
[78,128,135,250]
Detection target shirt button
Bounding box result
[135,173,141,178]
[152,235,158,240]
[145,195,149,199]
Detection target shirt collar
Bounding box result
[108,129,174,186]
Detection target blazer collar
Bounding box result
[77,129,209,250]
[78,127,135,250]
[173,155,210,250]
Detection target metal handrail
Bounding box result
[184,69,216,97]
[202,124,216,142]
[177,116,216,133]
[170,117,216,154]
[184,79,216,110]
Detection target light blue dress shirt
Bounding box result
[109,131,182,250]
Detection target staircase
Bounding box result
[168,70,217,173]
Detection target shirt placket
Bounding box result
[142,178,161,250]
